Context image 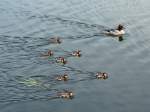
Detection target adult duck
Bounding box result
[103,24,125,36]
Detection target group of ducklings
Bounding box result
[46,24,125,99]
[55,72,108,82]
[41,45,81,65]
[54,72,108,99]
[41,37,108,99]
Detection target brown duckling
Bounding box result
[56,74,69,81]
[96,72,108,79]
[57,90,74,99]
[56,57,67,64]
[71,50,81,57]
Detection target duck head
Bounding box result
[63,74,69,81]
[117,24,124,31]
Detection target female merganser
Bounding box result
[104,24,125,36]
[57,90,74,99]
[96,72,108,79]
[49,37,61,44]
[56,74,69,81]
[56,57,67,64]
[71,50,81,57]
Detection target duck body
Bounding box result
[71,50,81,57]
[57,91,74,99]
[56,74,69,81]
[96,72,108,79]
[103,29,125,36]
[103,24,125,36]
[56,57,67,64]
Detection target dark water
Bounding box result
[0,0,150,112]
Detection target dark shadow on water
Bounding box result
[101,33,126,42]
[118,36,124,42]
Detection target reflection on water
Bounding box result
[0,0,150,112]
[118,36,124,42]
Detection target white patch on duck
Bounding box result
[103,24,125,36]
[103,29,125,36]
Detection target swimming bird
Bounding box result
[71,50,81,57]
[56,74,69,81]
[96,72,108,79]
[41,50,53,57]
[103,24,125,36]
[57,90,74,99]
[56,57,67,64]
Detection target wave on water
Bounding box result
[0,61,106,105]
[0,13,109,39]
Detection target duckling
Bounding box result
[41,50,53,57]
[103,24,125,36]
[71,50,81,57]
[96,72,108,79]
[49,37,61,44]
[56,74,69,81]
[57,90,74,99]
[56,57,67,64]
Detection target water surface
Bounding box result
[0,0,150,112]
